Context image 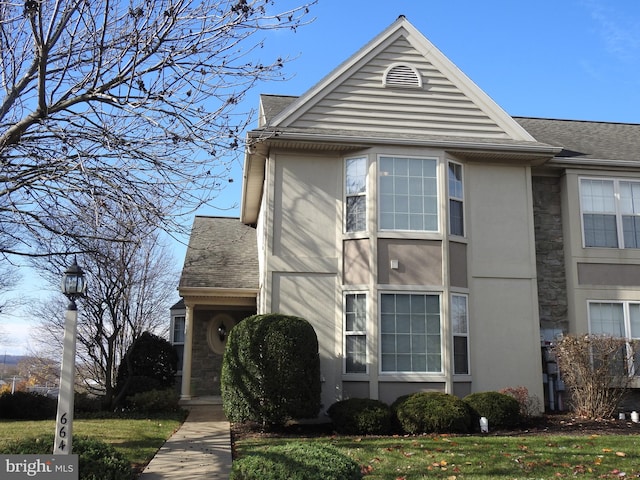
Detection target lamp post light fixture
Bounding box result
[53,258,87,455]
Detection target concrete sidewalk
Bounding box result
[139,404,232,479]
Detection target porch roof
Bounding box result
[178,216,258,292]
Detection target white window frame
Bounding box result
[588,300,640,376]
[378,155,440,233]
[379,291,443,374]
[344,157,368,233]
[448,161,464,237]
[344,292,368,374]
[171,314,186,374]
[579,177,640,249]
[451,294,470,375]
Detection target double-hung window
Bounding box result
[345,157,367,232]
[379,156,438,231]
[345,293,367,373]
[452,294,469,374]
[448,162,464,236]
[171,315,185,372]
[380,293,441,373]
[589,301,640,376]
[580,178,640,248]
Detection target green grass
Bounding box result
[0,412,186,471]
[236,433,640,479]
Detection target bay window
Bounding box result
[379,156,438,232]
[345,157,367,232]
[448,162,464,236]
[380,293,441,373]
[345,293,367,373]
[452,294,469,374]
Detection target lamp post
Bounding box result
[53,258,87,455]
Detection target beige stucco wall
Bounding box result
[377,239,442,285]
[466,164,544,401]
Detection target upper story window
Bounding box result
[379,156,438,232]
[580,178,640,248]
[345,157,367,232]
[172,316,185,344]
[448,162,464,236]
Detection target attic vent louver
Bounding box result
[383,63,422,88]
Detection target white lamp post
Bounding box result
[53,258,87,455]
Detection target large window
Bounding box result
[448,162,464,236]
[171,315,185,372]
[380,293,441,373]
[345,157,367,232]
[589,301,640,376]
[580,178,640,248]
[451,294,469,374]
[379,156,438,232]
[345,293,367,373]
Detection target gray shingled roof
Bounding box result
[179,216,258,290]
[516,117,640,162]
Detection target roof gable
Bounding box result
[268,16,534,142]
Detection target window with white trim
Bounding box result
[448,162,464,236]
[380,293,441,373]
[171,315,185,372]
[452,294,469,374]
[345,293,367,373]
[588,301,640,376]
[345,157,367,232]
[379,156,438,232]
[580,178,640,248]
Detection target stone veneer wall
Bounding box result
[532,175,568,334]
[191,309,254,396]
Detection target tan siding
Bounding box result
[292,37,508,139]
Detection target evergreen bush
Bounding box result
[0,435,130,480]
[327,398,392,435]
[0,391,56,419]
[115,331,178,403]
[230,442,362,480]
[463,391,522,430]
[126,388,180,413]
[221,313,321,428]
[392,392,472,434]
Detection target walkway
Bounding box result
[139,402,232,479]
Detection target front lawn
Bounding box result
[236,433,640,479]
[0,412,185,473]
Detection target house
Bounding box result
[173,16,640,413]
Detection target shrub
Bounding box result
[115,331,178,403]
[222,313,321,428]
[499,386,542,419]
[0,391,56,419]
[230,442,362,480]
[392,392,471,434]
[554,334,637,419]
[0,435,130,480]
[463,391,522,430]
[126,388,180,413]
[327,398,392,435]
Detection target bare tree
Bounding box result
[0,0,315,257]
[30,203,178,408]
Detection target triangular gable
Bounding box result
[269,16,534,142]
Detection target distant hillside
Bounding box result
[1,355,26,366]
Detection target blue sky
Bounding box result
[3,0,640,355]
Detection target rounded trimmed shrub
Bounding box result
[463,391,522,430]
[327,398,392,435]
[0,391,56,419]
[230,442,362,480]
[392,392,472,434]
[222,313,321,427]
[0,435,130,480]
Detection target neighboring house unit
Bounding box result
[175,16,640,413]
